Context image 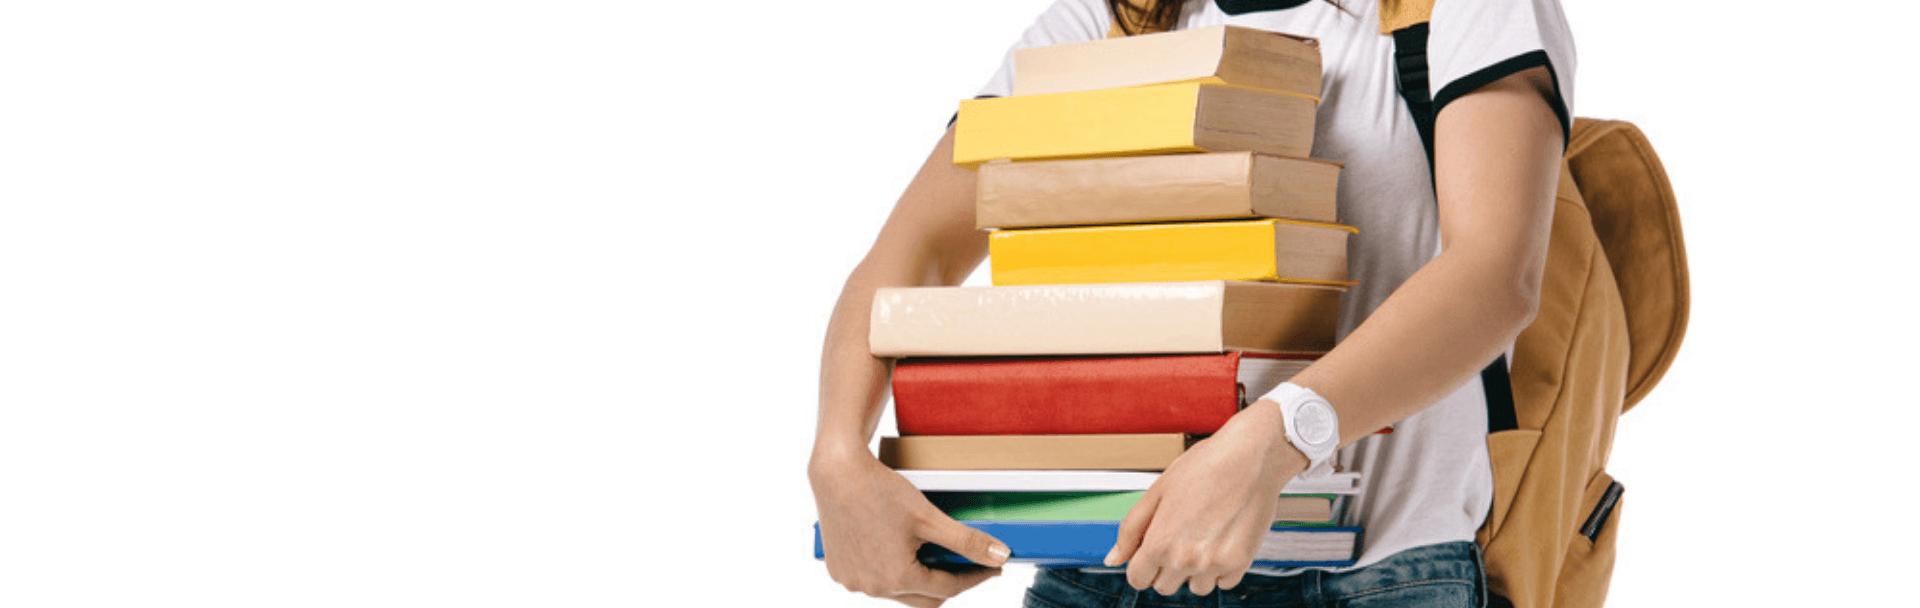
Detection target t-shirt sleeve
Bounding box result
[1427,0,1576,141]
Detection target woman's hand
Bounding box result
[1102,402,1308,596]
[810,448,1011,608]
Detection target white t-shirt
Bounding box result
[970,0,1576,573]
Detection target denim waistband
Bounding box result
[1026,541,1485,608]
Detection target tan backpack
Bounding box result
[1107,2,1690,606]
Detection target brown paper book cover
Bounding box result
[868,281,1343,357]
[977,152,1341,229]
[878,434,1191,471]
[1012,25,1321,99]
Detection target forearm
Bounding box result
[812,261,946,458]
[1286,249,1537,446]
[1281,67,1563,448]
[810,128,987,465]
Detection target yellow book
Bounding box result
[989,219,1356,286]
[952,82,1315,168]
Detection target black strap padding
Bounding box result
[1392,23,1436,168]
[1392,21,1521,434]
[1481,355,1518,433]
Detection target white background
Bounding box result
[3,1,1916,606]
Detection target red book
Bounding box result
[891,352,1315,436]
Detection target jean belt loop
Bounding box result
[1304,569,1325,608]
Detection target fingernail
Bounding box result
[988,543,1011,565]
[1102,548,1120,566]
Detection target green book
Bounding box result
[926,492,1341,526]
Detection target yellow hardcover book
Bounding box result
[990,219,1357,286]
[952,82,1315,168]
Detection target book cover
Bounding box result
[989,218,1356,286]
[892,352,1317,436]
[1012,26,1321,98]
[897,470,1364,495]
[926,491,1338,525]
[813,521,1361,568]
[952,82,1315,167]
[975,151,1341,229]
[868,281,1343,357]
[878,434,1190,471]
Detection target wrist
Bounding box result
[1260,382,1341,476]
[808,440,876,481]
[1235,402,1311,475]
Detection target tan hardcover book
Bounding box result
[1272,496,1335,523]
[977,152,1341,229]
[953,82,1315,167]
[878,434,1191,471]
[868,281,1342,357]
[1012,25,1321,99]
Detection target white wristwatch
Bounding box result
[1266,382,1341,477]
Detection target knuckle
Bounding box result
[1169,549,1200,570]
[1205,554,1235,571]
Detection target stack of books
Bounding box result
[817,26,1365,569]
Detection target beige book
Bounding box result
[1272,496,1334,523]
[868,281,1342,357]
[878,434,1191,471]
[1013,25,1321,98]
[977,152,1341,229]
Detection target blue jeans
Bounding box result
[1023,541,1485,608]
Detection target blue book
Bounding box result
[813,521,1360,569]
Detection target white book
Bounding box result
[899,470,1363,495]
[868,281,1343,357]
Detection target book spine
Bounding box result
[813,521,1359,568]
[988,219,1352,286]
[928,491,1335,524]
[878,434,1189,471]
[892,354,1241,436]
[895,470,1364,494]
[976,152,1340,229]
[954,84,1212,167]
[868,283,1230,357]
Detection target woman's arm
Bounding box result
[1284,65,1561,443]
[1105,66,1565,596]
[808,127,1011,608]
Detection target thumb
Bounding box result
[918,514,1012,568]
[1106,491,1160,566]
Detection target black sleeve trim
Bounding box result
[945,94,1001,130]
[1430,50,1570,148]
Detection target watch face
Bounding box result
[1297,401,1336,445]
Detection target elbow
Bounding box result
[1500,265,1544,340]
